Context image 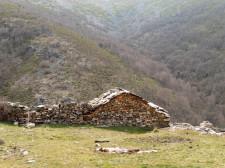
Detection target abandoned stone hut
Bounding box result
[0,88,170,128]
[84,88,170,128]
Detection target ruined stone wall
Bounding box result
[83,94,170,128]
[0,102,97,124]
[33,103,84,124]
[0,102,29,123]
[0,96,170,128]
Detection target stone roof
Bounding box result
[7,102,30,110]
[148,102,170,118]
[88,88,170,117]
[88,88,130,108]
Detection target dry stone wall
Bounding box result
[0,90,170,128]
[0,102,87,125]
[84,93,170,128]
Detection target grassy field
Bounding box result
[1,123,225,168]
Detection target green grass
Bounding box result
[0,55,39,104]
[1,123,225,168]
[17,55,40,75]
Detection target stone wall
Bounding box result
[84,93,170,128]
[0,92,170,128]
[0,102,87,125]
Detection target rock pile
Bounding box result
[96,146,158,154]
[170,121,225,136]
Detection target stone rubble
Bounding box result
[25,122,36,129]
[26,159,36,164]
[1,146,29,159]
[20,149,29,156]
[96,146,158,154]
[170,121,225,136]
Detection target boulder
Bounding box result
[170,123,195,130]
[171,121,225,136]
[25,122,35,129]
[200,121,214,129]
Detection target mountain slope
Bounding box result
[0,1,206,125]
[107,0,225,125]
[0,2,155,104]
[29,0,225,126]
[1,0,225,126]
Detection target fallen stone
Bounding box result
[27,159,36,163]
[96,146,157,154]
[200,121,214,129]
[20,149,29,156]
[25,122,35,129]
[94,140,110,143]
[14,121,19,126]
[170,123,195,130]
[96,147,139,154]
[137,150,158,154]
[170,121,225,136]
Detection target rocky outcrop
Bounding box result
[0,88,170,128]
[170,121,225,136]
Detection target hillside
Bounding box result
[1,0,225,126]
[107,0,225,126]
[19,0,225,126]
[0,2,157,104]
[1,123,225,168]
[0,1,205,124]
[1,1,225,167]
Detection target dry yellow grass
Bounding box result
[1,123,225,168]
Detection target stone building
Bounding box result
[0,88,170,128]
[84,88,170,128]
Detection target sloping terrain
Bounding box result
[110,0,225,126]
[0,2,156,104]
[1,0,225,125]
[22,0,225,126]
[0,1,205,124]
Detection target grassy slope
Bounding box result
[1,123,225,168]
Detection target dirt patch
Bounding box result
[126,136,192,144]
[0,139,5,145]
[0,145,29,160]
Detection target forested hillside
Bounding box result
[105,0,225,126]
[1,0,225,126]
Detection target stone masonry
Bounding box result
[0,88,170,128]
